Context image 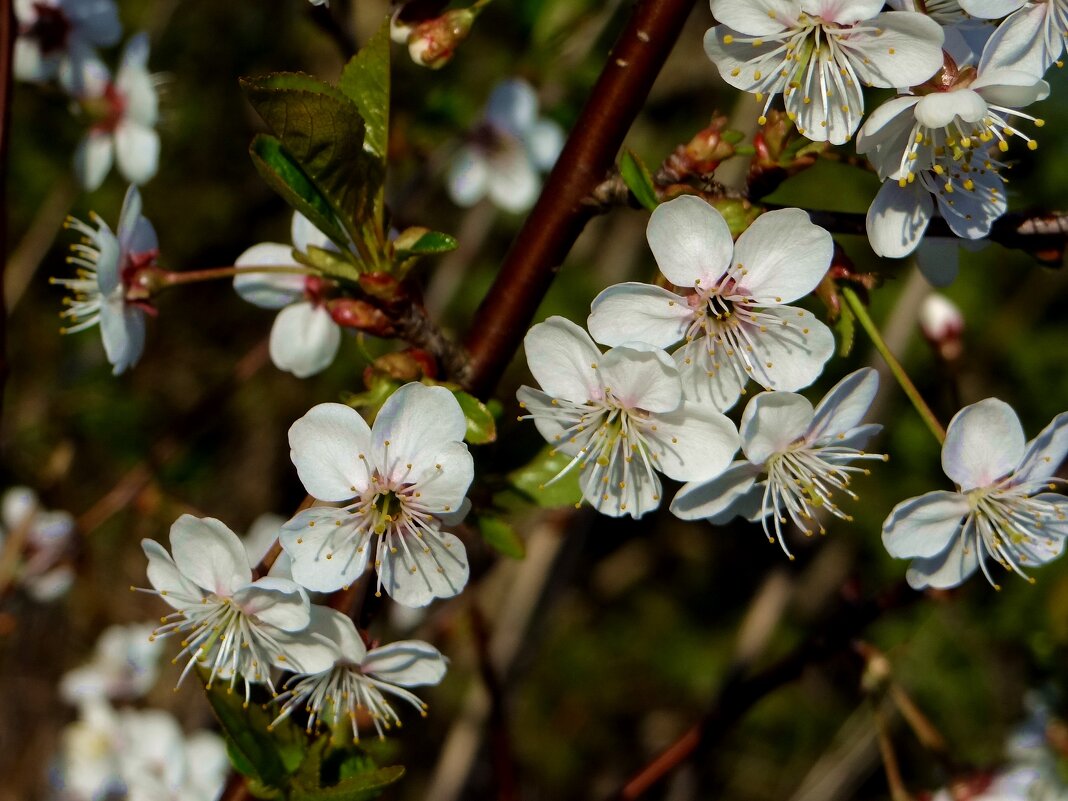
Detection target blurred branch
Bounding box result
[5,176,76,311]
[0,0,14,423]
[459,0,699,398]
[606,579,918,801]
[471,604,518,801]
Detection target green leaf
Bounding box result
[619,149,659,212]
[292,766,406,801]
[452,389,497,445]
[242,73,384,239]
[338,19,391,161]
[836,302,855,358]
[294,245,363,283]
[394,231,459,258]
[249,134,351,252]
[479,515,525,559]
[505,446,582,509]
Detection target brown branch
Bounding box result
[606,579,917,801]
[471,604,518,801]
[459,0,699,398]
[0,0,14,425]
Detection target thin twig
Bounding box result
[459,0,699,397]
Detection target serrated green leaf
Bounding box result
[338,20,390,160]
[294,245,362,283]
[242,73,384,239]
[395,231,458,258]
[292,766,405,801]
[249,134,351,252]
[452,389,497,445]
[506,446,583,509]
[836,303,855,358]
[619,149,659,212]
[479,515,525,559]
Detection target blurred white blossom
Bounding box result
[14,0,120,91]
[0,486,74,601]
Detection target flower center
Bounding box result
[25,3,71,55]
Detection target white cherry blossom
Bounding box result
[883,398,1068,589]
[73,33,160,191]
[234,213,342,379]
[960,0,1068,76]
[0,486,75,601]
[59,622,163,706]
[281,382,474,606]
[888,0,995,66]
[703,0,945,145]
[141,514,332,699]
[447,78,564,213]
[517,316,740,519]
[672,368,886,558]
[272,606,446,741]
[51,184,156,375]
[588,195,835,412]
[14,0,120,90]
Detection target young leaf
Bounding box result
[249,134,351,252]
[505,446,583,509]
[619,149,659,211]
[836,302,856,358]
[452,389,497,444]
[291,766,406,801]
[479,515,525,559]
[294,245,363,284]
[338,19,391,161]
[394,231,459,258]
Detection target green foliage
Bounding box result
[836,302,855,358]
[394,231,460,258]
[452,389,498,444]
[294,245,363,284]
[478,514,526,559]
[338,20,391,161]
[618,149,659,212]
[503,445,583,509]
[291,766,405,801]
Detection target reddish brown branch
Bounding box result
[471,605,518,801]
[0,0,15,424]
[459,0,699,398]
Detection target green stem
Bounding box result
[158,265,319,287]
[842,286,946,444]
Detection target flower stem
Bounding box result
[158,265,318,287]
[842,286,946,444]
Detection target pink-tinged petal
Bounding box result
[669,461,763,523]
[881,490,969,558]
[806,0,884,24]
[280,507,373,592]
[942,398,1025,491]
[289,403,373,501]
[404,441,474,515]
[843,12,945,89]
[141,538,202,608]
[232,577,309,632]
[587,282,693,348]
[579,450,663,519]
[740,391,814,464]
[977,4,1056,74]
[371,383,468,478]
[516,386,584,456]
[113,122,159,186]
[485,79,538,136]
[169,515,252,595]
[673,340,744,412]
[447,146,489,207]
[234,244,306,309]
[1014,412,1068,484]
[378,530,469,607]
[598,343,681,414]
[866,178,932,258]
[732,209,833,303]
[647,195,734,288]
[486,140,540,213]
[905,529,979,590]
[709,0,797,33]
[73,131,114,192]
[806,367,879,444]
[523,316,602,404]
[644,402,740,482]
[741,306,835,392]
[269,302,341,378]
[363,640,447,686]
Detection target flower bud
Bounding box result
[327,298,396,337]
[661,116,737,180]
[919,293,964,361]
[407,10,474,69]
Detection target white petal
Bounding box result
[598,344,681,414]
[269,302,341,378]
[647,195,734,288]
[169,515,252,597]
[404,441,474,515]
[709,0,796,34]
[733,209,833,303]
[114,122,159,186]
[280,507,372,592]
[673,339,744,412]
[784,52,866,144]
[485,78,539,136]
[99,302,145,375]
[914,90,988,128]
[855,95,921,179]
[580,448,663,519]
[486,140,540,213]
[644,402,740,482]
[116,49,158,127]
[740,391,813,464]
[378,529,469,607]
[930,165,1007,241]
[1015,412,1068,484]
[234,244,306,309]
[298,605,366,663]
[958,0,1027,17]
[670,461,763,523]
[741,306,835,392]
[1,486,35,529]
[976,4,1056,75]
[587,282,693,348]
[371,383,468,479]
[290,212,333,253]
[806,367,879,444]
[232,577,309,632]
[289,402,372,501]
[141,538,201,608]
[516,386,583,455]
[363,640,447,686]
[73,132,114,192]
[703,26,793,96]
[866,178,932,258]
[523,316,602,403]
[881,490,969,558]
[447,146,489,207]
[971,69,1049,108]
[942,398,1025,491]
[243,514,285,566]
[810,0,885,24]
[905,530,979,590]
[844,12,946,89]
[526,118,564,171]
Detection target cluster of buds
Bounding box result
[747,110,829,200]
[659,116,743,183]
[391,2,476,70]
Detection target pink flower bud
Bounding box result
[407,10,474,69]
[919,293,964,360]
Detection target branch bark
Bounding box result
[459,0,699,398]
